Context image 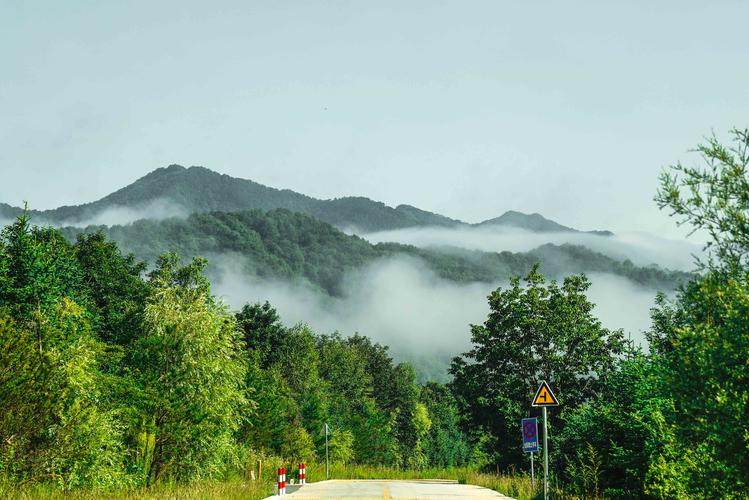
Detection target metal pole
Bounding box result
[543,406,548,500]
[325,424,329,480]
[530,451,535,491]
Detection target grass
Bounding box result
[2,464,571,500]
[2,479,274,500]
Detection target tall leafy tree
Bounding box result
[420,383,472,468]
[0,212,85,323]
[645,128,749,497]
[656,128,749,271]
[0,215,125,489]
[73,231,148,346]
[132,254,249,484]
[450,265,625,469]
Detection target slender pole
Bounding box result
[530,451,535,491]
[543,407,548,500]
[325,424,329,480]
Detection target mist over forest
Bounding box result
[3,1,747,496]
[357,225,702,271]
[210,254,664,379]
[0,167,696,384]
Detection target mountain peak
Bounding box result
[477,210,613,236]
[477,210,574,232]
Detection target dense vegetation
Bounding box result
[0,220,473,493]
[450,129,749,498]
[1,130,746,499]
[57,209,691,297]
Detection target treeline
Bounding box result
[449,129,749,498]
[0,215,472,492]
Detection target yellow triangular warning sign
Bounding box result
[532,380,559,407]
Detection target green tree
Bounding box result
[656,128,749,271]
[0,301,125,490]
[450,265,625,470]
[557,353,673,498]
[72,231,148,346]
[420,383,472,468]
[132,254,249,484]
[327,429,354,465]
[647,128,749,497]
[0,212,85,322]
[241,362,296,455]
[236,301,286,368]
[0,215,125,490]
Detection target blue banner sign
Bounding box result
[522,417,539,453]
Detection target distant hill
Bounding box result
[475,210,613,236]
[0,165,610,235]
[57,209,688,296]
[1,165,462,232]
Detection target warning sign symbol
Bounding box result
[532,380,559,407]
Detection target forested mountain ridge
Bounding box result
[1,165,609,234]
[57,209,690,295]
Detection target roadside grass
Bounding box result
[1,479,274,500]
[1,464,579,500]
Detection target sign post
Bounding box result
[532,381,559,500]
[521,417,538,489]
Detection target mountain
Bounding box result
[2,165,462,232]
[475,210,613,236]
[58,209,689,296]
[1,165,608,235]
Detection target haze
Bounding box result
[2,1,748,239]
[212,255,661,369]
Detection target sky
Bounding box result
[1,1,747,237]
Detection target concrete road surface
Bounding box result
[269,479,515,499]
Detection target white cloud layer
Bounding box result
[39,198,188,228]
[356,225,703,271]
[212,255,661,367]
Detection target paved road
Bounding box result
[271,479,515,499]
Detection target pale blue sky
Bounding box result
[1,1,747,236]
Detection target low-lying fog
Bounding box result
[213,255,663,378]
[31,199,189,228]
[357,226,702,271]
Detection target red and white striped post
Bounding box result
[277,467,286,495]
[299,463,306,485]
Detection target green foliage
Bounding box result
[554,128,749,498]
[656,128,749,270]
[450,265,625,470]
[0,215,126,490]
[557,354,667,497]
[644,274,749,498]
[59,209,690,297]
[72,232,148,346]
[420,383,472,468]
[327,429,354,465]
[0,212,86,321]
[279,426,316,465]
[133,254,249,484]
